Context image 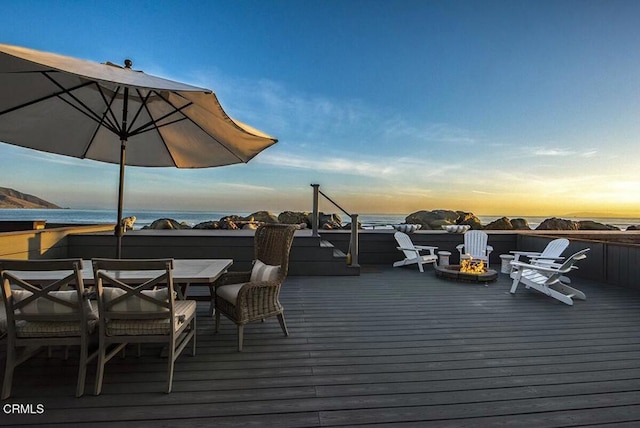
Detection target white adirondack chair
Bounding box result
[456,230,493,266]
[509,248,590,305]
[509,238,569,278]
[393,232,438,272]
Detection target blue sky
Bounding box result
[1,0,639,217]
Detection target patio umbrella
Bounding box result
[0,43,277,257]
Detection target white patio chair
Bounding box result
[456,230,493,266]
[509,248,590,306]
[393,231,438,272]
[92,258,196,394]
[509,238,569,278]
[0,259,98,399]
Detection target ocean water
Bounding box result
[0,208,639,231]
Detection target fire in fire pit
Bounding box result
[460,257,486,274]
[435,255,498,283]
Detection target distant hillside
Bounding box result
[0,187,61,209]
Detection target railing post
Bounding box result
[311,184,320,237]
[349,214,359,267]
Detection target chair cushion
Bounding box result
[11,290,97,320]
[105,300,196,336]
[101,287,170,313]
[14,306,99,338]
[250,260,280,282]
[216,282,247,306]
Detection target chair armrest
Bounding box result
[510,251,542,257]
[236,280,282,319]
[510,260,573,274]
[414,245,438,251]
[456,244,464,254]
[214,271,252,287]
[397,246,421,255]
[529,255,565,261]
[487,245,494,252]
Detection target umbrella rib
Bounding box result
[41,72,120,135]
[94,84,123,134]
[126,90,192,136]
[125,89,153,136]
[81,86,123,158]
[0,74,96,117]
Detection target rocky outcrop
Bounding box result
[627,225,640,231]
[144,210,629,232]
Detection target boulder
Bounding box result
[431,209,460,223]
[145,218,189,230]
[627,225,640,231]
[220,215,246,223]
[319,212,342,230]
[405,209,482,230]
[248,211,278,223]
[405,210,457,230]
[278,211,311,227]
[342,221,363,230]
[578,220,620,231]
[484,217,513,230]
[510,218,531,230]
[536,217,579,230]
[193,221,219,229]
[456,211,483,229]
[218,218,240,230]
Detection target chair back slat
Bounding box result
[394,232,416,259]
[540,238,570,259]
[464,230,489,258]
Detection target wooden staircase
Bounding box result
[288,234,360,276]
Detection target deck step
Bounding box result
[288,238,359,276]
[333,248,347,258]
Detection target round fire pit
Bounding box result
[435,264,498,283]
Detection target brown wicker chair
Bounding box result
[214,224,296,351]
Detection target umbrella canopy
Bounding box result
[0,43,277,257]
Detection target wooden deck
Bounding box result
[2,265,640,427]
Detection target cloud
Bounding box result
[532,147,574,156]
[216,182,275,192]
[256,152,394,177]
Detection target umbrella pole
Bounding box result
[115,87,129,259]
[115,138,126,258]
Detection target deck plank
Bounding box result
[1,266,640,427]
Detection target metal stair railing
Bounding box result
[311,184,359,267]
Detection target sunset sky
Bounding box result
[1,1,639,217]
